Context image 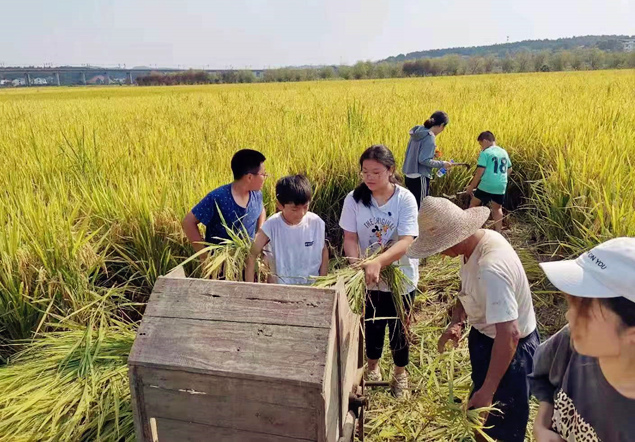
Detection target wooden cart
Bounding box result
[128,266,366,442]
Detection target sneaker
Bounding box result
[365,366,382,382]
[391,372,409,398]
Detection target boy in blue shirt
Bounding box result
[465,131,512,232]
[182,149,267,254]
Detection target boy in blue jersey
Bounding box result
[465,131,512,232]
[182,149,267,254]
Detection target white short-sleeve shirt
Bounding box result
[339,185,419,293]
[261,212,325,285]
[459,230,536,339]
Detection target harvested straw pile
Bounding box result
[364,300,498,441]
[0,319,135,441]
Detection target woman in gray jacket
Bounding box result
[402,111,453,208]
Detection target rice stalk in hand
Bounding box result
[312,253,413,324]
[179,209,268,282]
[423,349,498,441]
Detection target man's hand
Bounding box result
[464,185,475,196]
[443,161,455,169]
[534,427,566,442]
[467,387,495,422]
[362,258,382,286]
[437,322,463,353]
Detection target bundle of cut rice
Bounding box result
[312,253,412,323]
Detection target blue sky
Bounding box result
[1,0,633,68]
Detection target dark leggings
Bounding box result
[404,176,430,210]
[365,290,415,367]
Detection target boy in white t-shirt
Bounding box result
[245,175,328,285]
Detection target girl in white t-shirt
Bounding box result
[339,145,419,398]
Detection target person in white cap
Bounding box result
[408,196,538,442]
[530,238,635,442]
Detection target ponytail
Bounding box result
[423,110,449,129]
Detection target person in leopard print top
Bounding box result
[529,238,635,442]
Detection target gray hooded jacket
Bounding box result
[402,126,445,178]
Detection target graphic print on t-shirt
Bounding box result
[339,187,419,293]
[364,217,396,247]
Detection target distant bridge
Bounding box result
[0,67,265,86]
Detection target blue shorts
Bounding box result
[469,327,540,442]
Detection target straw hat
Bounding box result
[407,196,490,259]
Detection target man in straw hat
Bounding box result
[408,197,539,442]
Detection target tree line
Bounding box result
[383,35,632,62]
[136,47,635,86]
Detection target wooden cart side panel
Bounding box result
[155,417,316,442]
[336,280,362,428]
[136,366,318,410]
[128,366,152,442]
[319,292,341,442]
[129,316,329,386]
[144,277,336,329]
[142,385,318,440]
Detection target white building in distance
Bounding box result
[622,39,635,52]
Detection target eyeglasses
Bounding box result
[360,169,389,180]
[250,172,269,178]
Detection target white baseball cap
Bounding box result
[539,237,635,303]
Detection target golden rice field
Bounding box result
[0,70,634,441]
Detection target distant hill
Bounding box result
[382,35,634,63]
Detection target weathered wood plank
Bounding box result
[144,277,336,329]
[144,385,318,440]
[154,417,316,442]
[129,317,329,386]
[136,366,318,410]
[318,291,340,442]
[128,366,152,442]
[336,280,362,428]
